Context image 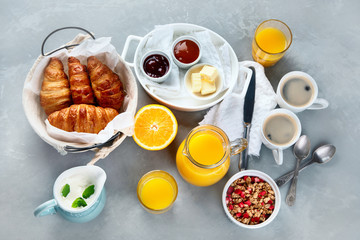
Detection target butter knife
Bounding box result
[239,66,256,171]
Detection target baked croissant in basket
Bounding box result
[40,57,72,115]
[87,56,125,112]
[68,56,95,105]
[48,104,118,134]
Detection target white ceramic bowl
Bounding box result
[140,50,172,83]
[184,63,223,101]
[222,170,281,229]
[171,35,202,69]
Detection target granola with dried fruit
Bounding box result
[225,176,275,225]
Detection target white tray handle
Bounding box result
[238,66,253,98]
[121,35,143,68]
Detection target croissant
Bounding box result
[68,56,95,105]
[40,57,72,115]
[48,104,118,134]
[87,56,125,112]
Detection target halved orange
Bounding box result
[133,104,178,151]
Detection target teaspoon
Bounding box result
[285,135,311,206]
[276,144,336,187]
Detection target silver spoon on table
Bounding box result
[285,135,311,206]
[276,144,336,187]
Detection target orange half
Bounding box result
[133,104,178,151]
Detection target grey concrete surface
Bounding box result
[1,0,359,239]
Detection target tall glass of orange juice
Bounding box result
[176,125,247,187]
[137,170,178,214]
[252,19,292,67]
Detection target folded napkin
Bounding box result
[199,61,277,157]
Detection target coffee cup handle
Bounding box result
[34,199,57,217]
[272,149,283,165]
[308,98,329,110]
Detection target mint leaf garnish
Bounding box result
[82,185,95,199]
[72,197,87,208]
[61,184,70,197]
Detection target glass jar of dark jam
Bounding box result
[173,39,200,64]
[143,54,170,78]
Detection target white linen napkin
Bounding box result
[199,61,277,156]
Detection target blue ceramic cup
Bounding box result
[34,165,107,223]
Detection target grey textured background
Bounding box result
[1,0,359,239]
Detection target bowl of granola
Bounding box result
[222,170,281,229]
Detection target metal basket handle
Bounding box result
[41,26,95,56]
[64,131,122,153]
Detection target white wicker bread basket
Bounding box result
[22,28,138,165]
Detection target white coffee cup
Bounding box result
[276,71,329,113]
[260,109,301,165]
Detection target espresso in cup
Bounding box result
[260,109,301,165]
[263,113,298,146]
[276,71,329,113]
[281,77,314,107]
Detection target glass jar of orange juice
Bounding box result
[176,125,247,187]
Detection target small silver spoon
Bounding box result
[285,135,311,206]
[276,144,336,187]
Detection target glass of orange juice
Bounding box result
[252,19,292,67]
[176,125,247,187]
[137,170,178,214]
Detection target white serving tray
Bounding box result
[121,23,244,112]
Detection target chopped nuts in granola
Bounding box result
[226,176,276,225]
